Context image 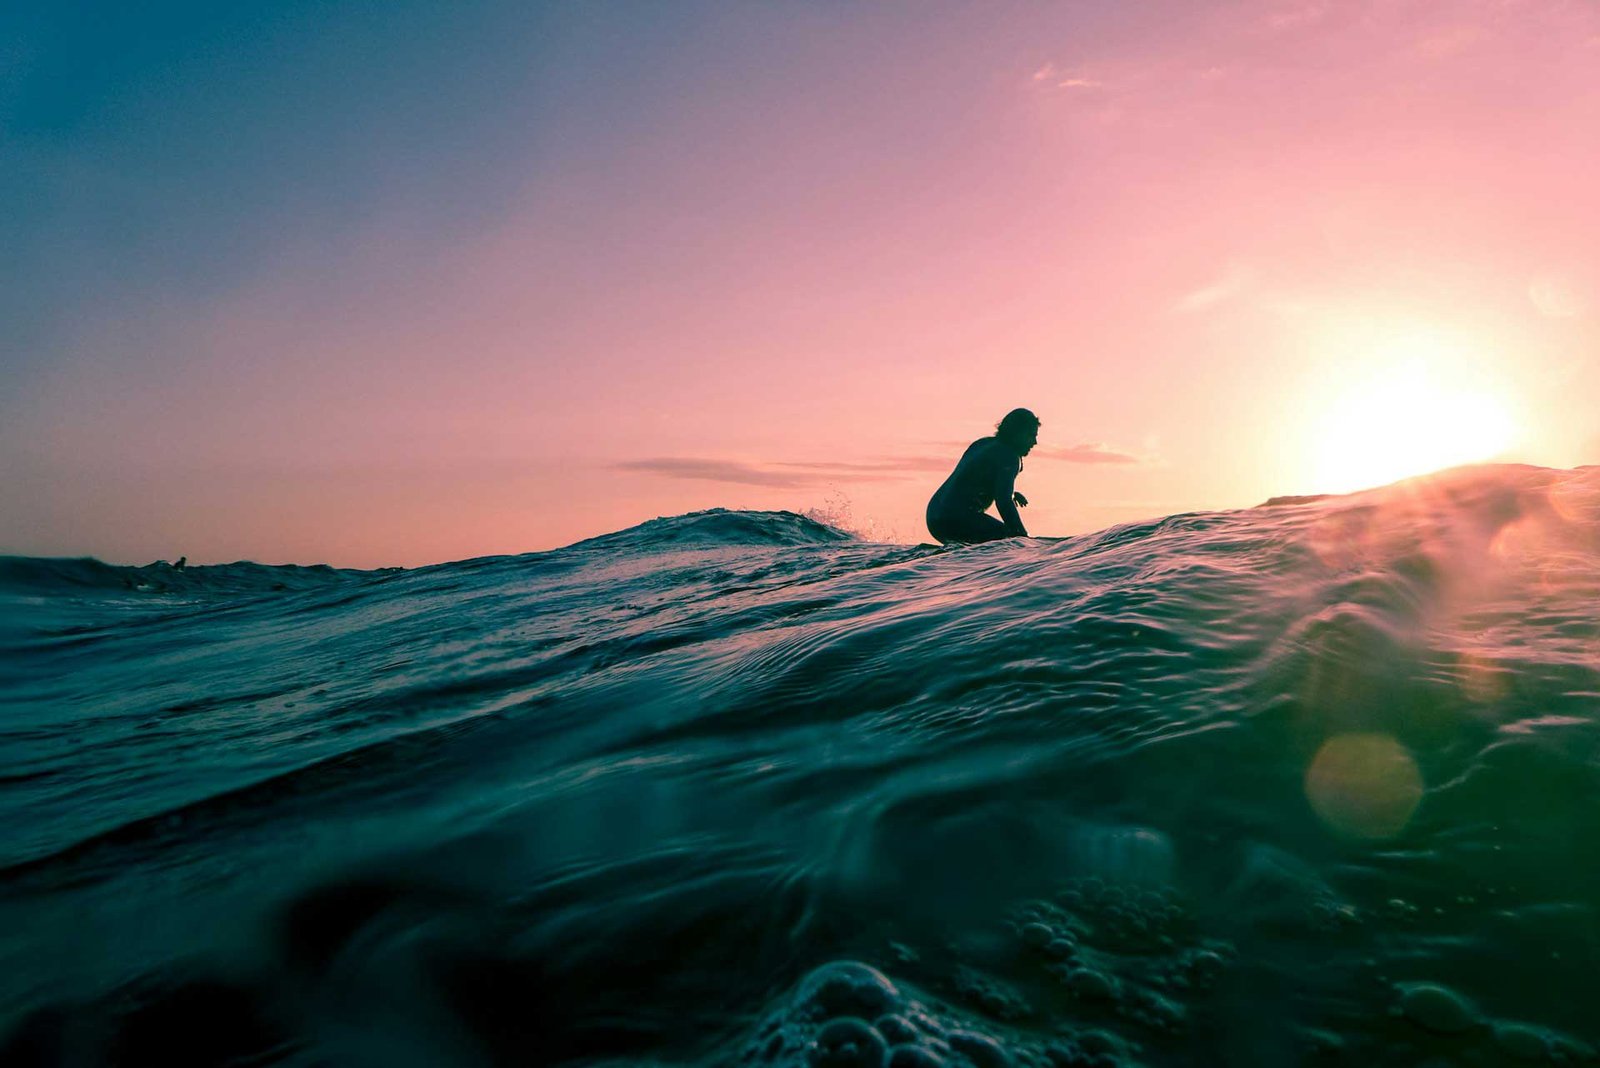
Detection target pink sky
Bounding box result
[3,1,1598,566]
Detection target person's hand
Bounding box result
[1013,492,1029,508]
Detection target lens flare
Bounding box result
[1305,733,1423,840]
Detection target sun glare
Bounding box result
[1306,330,1517,494]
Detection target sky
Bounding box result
[3,0,1599,567]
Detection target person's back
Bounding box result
[928,436,1010,518]
[926,409,1039,544]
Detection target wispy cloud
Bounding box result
[1174,264,1253,313]
[616,459,810,487]
[1416,24,1486,59]
[1087,500,1172,511]
[1035,443,1141,464]
[616,455,944,487]
[932,440,1144,465]
[1263,3,1330,32]
[1031,62,1104,90]
[774,458,947,473]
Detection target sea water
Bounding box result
[2,464,1598,1066]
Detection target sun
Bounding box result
[1306,330,1518,494]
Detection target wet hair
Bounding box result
[996,408,1040,448]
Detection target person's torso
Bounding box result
[929,437,1016,516]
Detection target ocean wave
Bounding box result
[566,508,858,553]
[0,555,391,597]
[3,465,1599,1066]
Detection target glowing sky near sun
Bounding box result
[3,1,1599,566]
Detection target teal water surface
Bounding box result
[3,466,1598,1066]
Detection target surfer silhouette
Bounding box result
[926,408,1038,544]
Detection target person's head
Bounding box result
[996,408,1040,456]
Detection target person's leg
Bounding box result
[929,513,1010,545]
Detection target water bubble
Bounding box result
[947,1030,1011,1068]
[1066,968,1114,1001]
[888,1045,946,1068]
[1045,1041,1088,1068]
[1021,923,1055,949]
[1043,938,1078,961]
[1396,982,1477,1034]
[812,1018,888,1068]
[1077,1030,1120,1056]
[798,962,900,1020]
[875,1015,919,1046]
[1492,1021,1550,1061]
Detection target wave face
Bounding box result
[3,482,1599,1066]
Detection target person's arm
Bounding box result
[993,459,1028,537]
